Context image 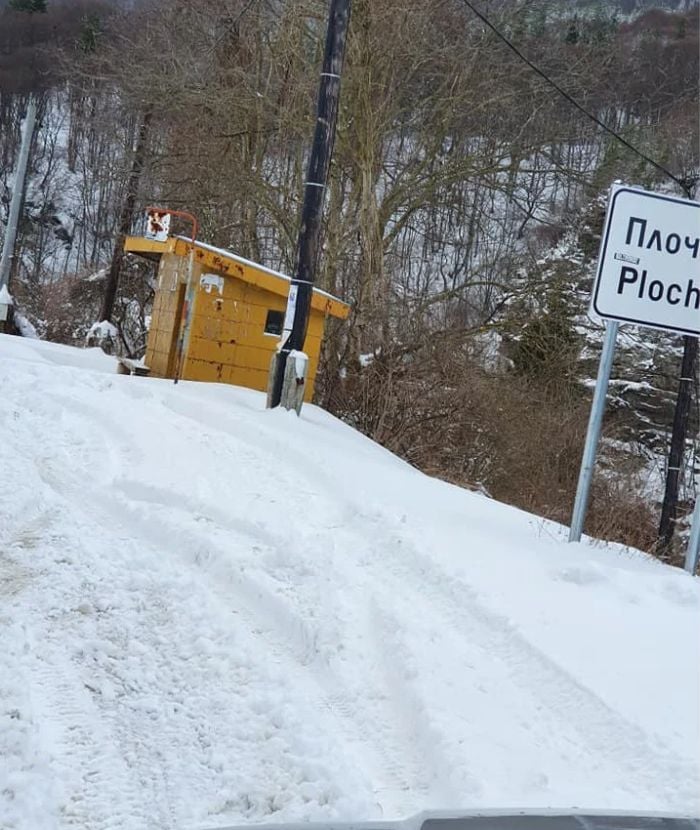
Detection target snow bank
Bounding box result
[0,333,697,830]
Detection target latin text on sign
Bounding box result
[591,186,700,337]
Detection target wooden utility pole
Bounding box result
[268,0,352,410]
[658,335,699,554]
[98,110,152,324]
[658,178,700,555]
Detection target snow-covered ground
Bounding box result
[0,334,698,830]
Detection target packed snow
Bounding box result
[0,334,698,830]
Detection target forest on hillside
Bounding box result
[0,0,698,559]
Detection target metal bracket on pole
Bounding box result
[569,320,620,543]
[686,493,700,574]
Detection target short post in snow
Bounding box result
[686,492,700,575]
[569,320,619,543]
[266,350,308,415]
[0,285,14,335]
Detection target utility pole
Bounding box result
[0,98,37,296]
[267,0,352,411]
[658,335,699,554]
[657,178,699,556]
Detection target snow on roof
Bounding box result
[179,237,347,307]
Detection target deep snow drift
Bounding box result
[0,334,698,830]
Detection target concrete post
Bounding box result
[0,99,36,293]
[0,285,14,335]
[267,350,308,415]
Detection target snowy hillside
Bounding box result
[0,334,698,830]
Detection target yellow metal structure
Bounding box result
[125,236,350,401]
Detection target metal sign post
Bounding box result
[569,321,619,543]
[569,184,699,545]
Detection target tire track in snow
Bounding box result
[3,463,179,827]
[80,481,449,817]
[0,553,31,600]
[17,516,170,829]
[22,378,694,810]
[30,643,151,830]
[17,372,431,821]
[366,602,484,804]
[347,515,698,808]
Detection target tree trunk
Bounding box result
[98,110,152,323]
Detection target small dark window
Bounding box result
[264,310,284,336]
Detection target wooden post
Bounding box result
[658,336,699,555]
[658,180,699,556]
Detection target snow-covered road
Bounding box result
[1,335,698,830]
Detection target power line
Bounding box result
[459,0,693,195]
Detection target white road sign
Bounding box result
[592,185,700,337]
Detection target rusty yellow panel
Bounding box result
[307,350,320,372]
[233,316,274,339]
[231,344,277,372]
[145,327,159,360]
[190,312,240,345]
[233,326,276,350]
[302,333,322,360]
[146,300,178,370]
[148,330,163,355]
[193,303,235,331]
[220,278,247,302]
[305,364,320,401]
[189,312,225,342]
[182,358,228,384]
[148,351,169,378]
[188,336,237,366]
[158,254,185,293]
[228,366,270,393]
[307,311,326,339]
[158,313,176,335]
[212,318,241,344]
[125,235,177,258]
[244,285,286,308]
[234,301,284,326]
[195,294,228,321]
[192,285,282,330]
[158,328,176,355]
[223,291,284,323]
